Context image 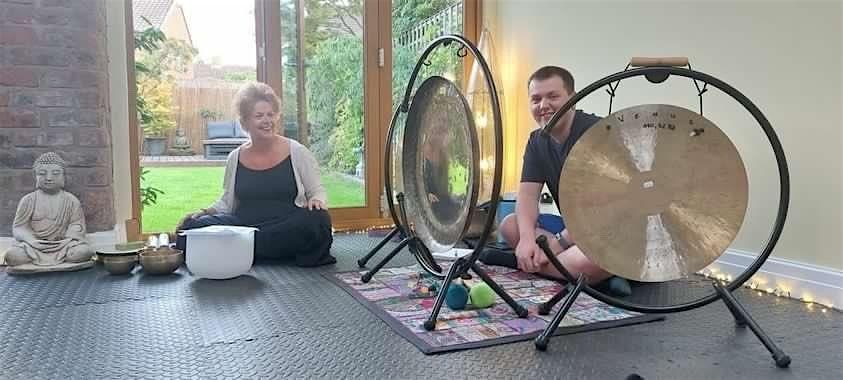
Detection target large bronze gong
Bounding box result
[401,75,480,253]
[532,62,792,368]
[558,104,748,282]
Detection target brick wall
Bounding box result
[0,0,114,235]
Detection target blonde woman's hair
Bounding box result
[233,82,281,122]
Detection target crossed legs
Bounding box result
[498,214,611,285]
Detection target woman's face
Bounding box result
[244,100,278,140]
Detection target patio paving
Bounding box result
[141,155,227,167]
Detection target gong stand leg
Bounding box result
[423,257,464,331]
[717,284,748,327]
[357,226,401,268]
[535,273,586,351]
[712,282,792,368]
[410,239,444,274]
[535,235,579,284]
[394,193,443,275]
[361,237,412,283]
[470,262,529,318]
[538,285,571,316]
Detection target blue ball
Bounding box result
[445,283,469,310]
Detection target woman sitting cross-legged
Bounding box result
[176,82,335,267]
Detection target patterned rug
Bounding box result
[327,263,664,354]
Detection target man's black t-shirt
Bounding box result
[520,110,602,207]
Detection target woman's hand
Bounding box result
[177,208,210,229]
[307,199,326,211]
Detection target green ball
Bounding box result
[469,282,496,308]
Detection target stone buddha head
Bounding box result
[33,152,68,194]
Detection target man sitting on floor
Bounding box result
[480,66,630,295]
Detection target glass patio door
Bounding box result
[266,0,376,229]
[127,0,478,237]
[268,0,478,230]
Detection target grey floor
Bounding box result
[1,233,841,379]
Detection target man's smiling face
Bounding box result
[528,75,574,131]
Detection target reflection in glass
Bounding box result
[403,76,477,253]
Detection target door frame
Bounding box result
[126,0,482,238]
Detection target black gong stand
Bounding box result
[356,35,528,330]
[532,62,791,369]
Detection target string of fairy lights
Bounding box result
[698,268,837,314]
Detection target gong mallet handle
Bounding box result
[357,227,400,267]
[423,258,464,331]
[629,56,689,67]
[470,262,529,318]
[712,282,791,368]
[535,273,586,351]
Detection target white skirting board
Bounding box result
[704,249,842,311]
[0,230,118,266]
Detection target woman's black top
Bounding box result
[233,156,299,225]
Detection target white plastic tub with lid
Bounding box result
[180,225,258,279]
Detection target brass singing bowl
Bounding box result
[100,255,137,275]
[139,247,184,275]
[558,104,748,282]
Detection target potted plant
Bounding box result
[139,79,177,156]
[139,168,164,209]
[134,21,195,157]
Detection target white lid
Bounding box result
[179,225,258,236]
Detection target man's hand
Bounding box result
[531,243,551,269]
[513,182,543,272]
[516,240,542,273]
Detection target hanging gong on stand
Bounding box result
[356,35,528,330]
[401,75,479,255]
[559,103,748,283]
[532,57,792,369]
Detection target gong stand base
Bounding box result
[360,194,444,283]
[357,227,528,329]
[534,273,586,351]
[359,233,415,283]
[357,226,402,269]
[538,284,570,316]
[423,256,529,331]
[533,238,791,368]
[712,281,792,368]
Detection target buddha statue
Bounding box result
[3,152,94,272]
[169,127,193,155]
[173,127,190,149]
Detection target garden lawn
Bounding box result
[141,167,365,233]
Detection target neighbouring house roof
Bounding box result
[133,0,174,31]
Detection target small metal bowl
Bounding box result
[139,247,184,275]
[101,255,137,275]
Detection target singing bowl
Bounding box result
[100,254,137,275]
[139,247,184,275]
[401,75,480,253]
[559,104,748,282]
